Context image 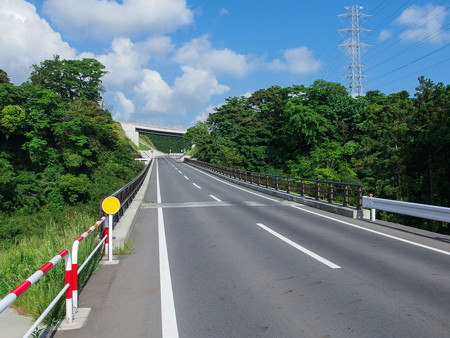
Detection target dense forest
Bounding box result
[0,56,144,240]
[184,78,449,233]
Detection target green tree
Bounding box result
[30,55,107,102]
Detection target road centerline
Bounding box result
[209,195,222,202]
[256,223,341,269]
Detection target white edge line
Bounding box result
[210,195,221,202]
[290,205,450,257]
[156,159,179,337]
[256,223,341,269]
[193,183,201,189]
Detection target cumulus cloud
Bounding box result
[114,91,135,121]
[395,4,449,44]
[379,29,393,42]
[173,35,254,77]
[0,0,76,84]
[43,0,194,40]
[269,46,321,75]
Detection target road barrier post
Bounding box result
[72,216,106,310]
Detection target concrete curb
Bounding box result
[113,158,154,250]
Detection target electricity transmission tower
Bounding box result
[338,5,371,97]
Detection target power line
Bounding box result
[371,43,450,82]
[373,57,450,88]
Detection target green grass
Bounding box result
[113,239,133,256]
[0,208,102,323]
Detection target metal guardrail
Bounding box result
[101,159,151,222]
[185,159,364,209]
[362,196,450,223]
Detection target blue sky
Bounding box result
[1,0,449,128]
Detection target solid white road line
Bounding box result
[256,223,341,269]
[290,205,450,257]
[209,195,222,202]
[156,160,179,338]
[193,183,201,189]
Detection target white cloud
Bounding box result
[379,29,392,42]
[173,66,230,111]
[395,4,449,44]
[269,46,321,75]
[43,0,194,40]
[97,38,146,91]
[0,0,76,84]
[173,35,254,77]
[113,91,135,121]
[220,8,229,16]
[194,104,216,123]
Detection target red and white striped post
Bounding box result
[0,250,73,322]
[72,216,106,310]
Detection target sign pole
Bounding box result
[108,214,113,262]
[102,196,121,264]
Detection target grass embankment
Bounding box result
[0,206,102,323]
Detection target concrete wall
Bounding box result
[120,122,139,146]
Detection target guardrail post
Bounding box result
[275,176,279,190]
[315,182,320,200]
[301,179,305,196]
[343,184,349,207]
[287,178,291,193]
[357,185,363,209]
[328,183,334,203]
[265,175,269,188]
[64,252,73,323]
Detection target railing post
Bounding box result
[301,179,305,196]
[64,252,73,323]
[266,175,269,188]
[287,178,291,193]
[275,176,279,190]
[357,185,363,209]
[315,181,320,200]
[343,184,349,207]
[328,183,334,203]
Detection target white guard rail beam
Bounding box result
[362,196,450,223]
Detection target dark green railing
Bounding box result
[185,159,363,209]
[100,159,152,223]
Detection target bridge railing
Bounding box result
[185,159,363,209]
[102,160,151,223]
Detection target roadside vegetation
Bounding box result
[0,56,144,320]
[184,78,449,233]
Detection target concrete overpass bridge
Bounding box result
[120,121,187,146]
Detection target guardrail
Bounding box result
[185,159,364,209]
[72,216,107,311]
[105,160,151,222]
[362,196,450,223]
[0,250,72,337]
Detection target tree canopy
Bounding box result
[185,78,449,233]
[0,57,143,240]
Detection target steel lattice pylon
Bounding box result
[338,5,371,97]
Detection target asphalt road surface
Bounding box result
[55,156,450,337]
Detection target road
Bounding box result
[55,156,450,337]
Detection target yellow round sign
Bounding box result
[102,197,121,215]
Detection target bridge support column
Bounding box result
[120,122,139,146]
